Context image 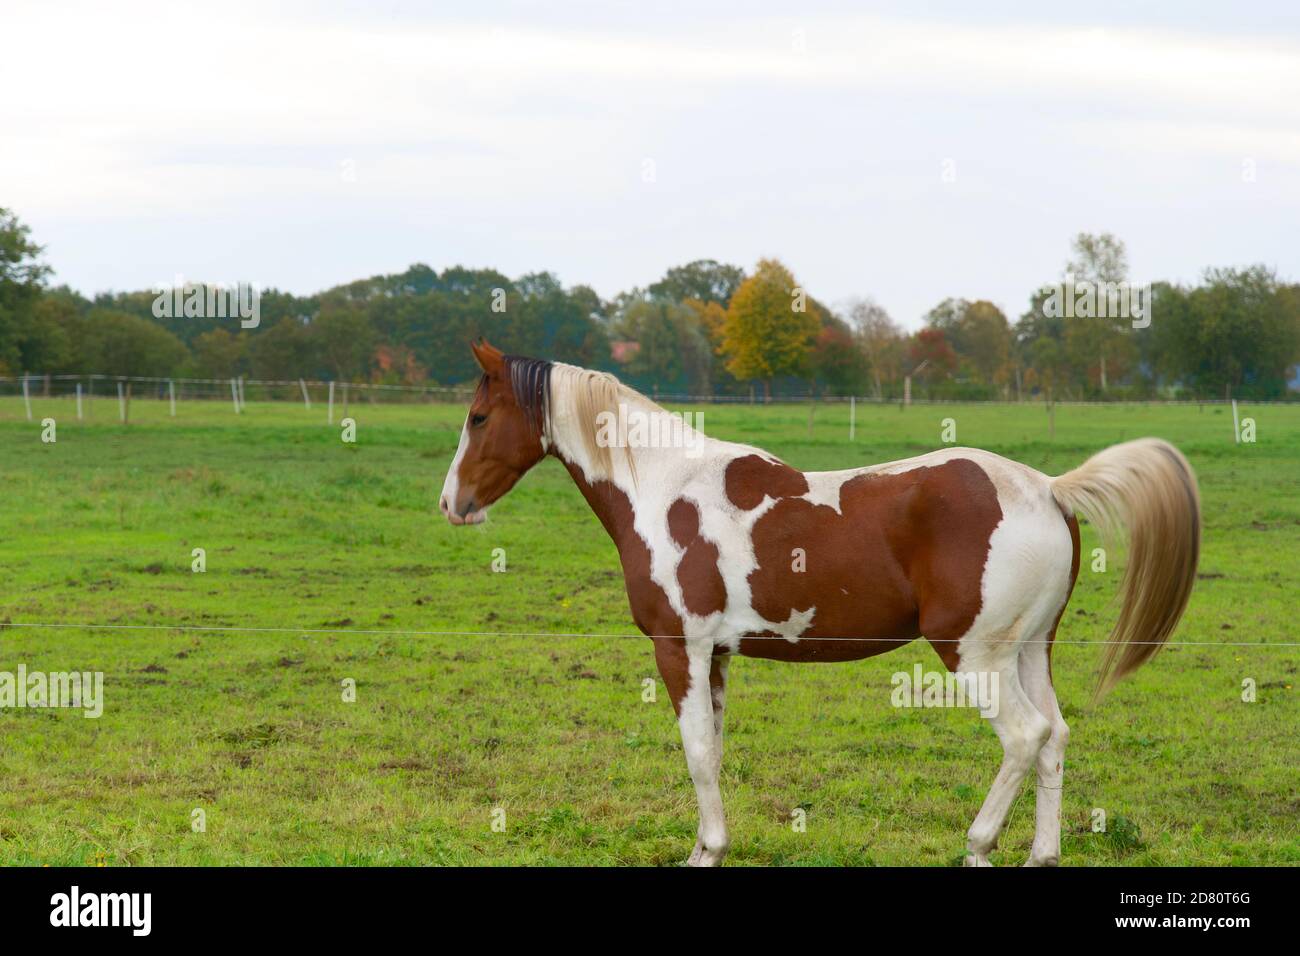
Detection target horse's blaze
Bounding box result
[668,497,727,617]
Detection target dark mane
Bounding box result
[502,355,552,435]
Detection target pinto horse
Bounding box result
[440,341,1200,866]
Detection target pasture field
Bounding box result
[0,393,1297,866]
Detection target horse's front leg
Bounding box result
[686,653,730,864]
[653,636,729,866]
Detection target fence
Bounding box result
[0,372,1280,447]
[0,373,481,424]
[2,372,1293,413]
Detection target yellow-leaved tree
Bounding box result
[720,258,819,398]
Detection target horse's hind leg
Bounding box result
[1018,632,1070,867]
[963,651,1051,867]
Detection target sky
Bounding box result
[3,0,1299,329]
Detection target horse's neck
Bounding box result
[550,424,718,550]
[555,455,641,548]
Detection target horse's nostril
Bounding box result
[439,496,449,514]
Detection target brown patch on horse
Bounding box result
[724,455,809,511]
[668,497,727,617]
[742,458,1002,670]
[667,498,699,547]
[653,637,690,716]
[561,460,684,639]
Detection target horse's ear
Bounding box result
[471,339,505,376]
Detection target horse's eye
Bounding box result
[470,413,488,427]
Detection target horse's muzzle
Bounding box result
[440,494,485,526]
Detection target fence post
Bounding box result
[22,373,32,421]
[230,378,240,414]
[169,379,176,416]
[328,381,335,424]
[117,380,126,423]
[299,378,311,410]
[1232,399,1240,443]
[76,382,83,420]
[849,396,856,442]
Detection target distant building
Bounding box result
[610,340,641,364]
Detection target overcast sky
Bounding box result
[4,0,1299,328]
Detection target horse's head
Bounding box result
[439,340,549,525]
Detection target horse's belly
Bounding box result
[735,630,921,662]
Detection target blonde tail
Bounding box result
[1050,438,1200,699]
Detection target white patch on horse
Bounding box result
[438,418,471,513]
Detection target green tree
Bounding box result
[1154,266,1300,399]
[648,260,745,307]
[81,309,189,377]
[614,297,712,394]
[1063,232,1133,393]
[192,328,247,379]
[0,207,52,373]
[310,298,374,381]
[248,318,314,380]
[924,297,1012,392]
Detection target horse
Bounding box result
[439,340,1200,866]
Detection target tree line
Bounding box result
[2,208,1297,401]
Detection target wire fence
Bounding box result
[2,372,1295,413]
[1,620,1295,649]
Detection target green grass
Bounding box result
[0,393,1297,866]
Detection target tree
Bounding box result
[22,288,81,373]
[372,343,426,386]
[908,329,958,384]
[720,258,819,397]
[614,297,712,394]
[81,309,189,378]
[847,297,904,398]
[924,297,1012,393]
[648,260,745,307]
[1154,266,1300,399]
[513,273,608,368]
[811,316,867,395]
[0,207,52,373]
[249,317,314,380]
[192,328,247,379]
[1064,232,1133,393]
[310,298,374,381]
